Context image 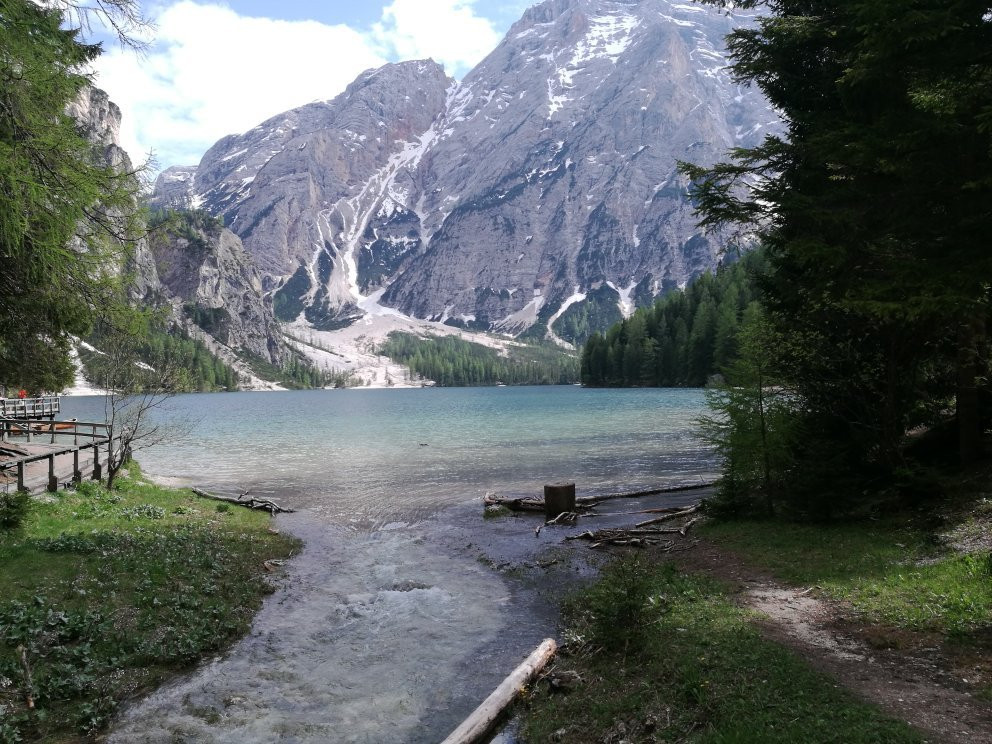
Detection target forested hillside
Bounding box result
[378,333,578,386]
[581,253,762,387]
[80,324,240,392]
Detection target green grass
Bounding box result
[0,465,299,742]
[521,558,922,743]
[700,519,992,636]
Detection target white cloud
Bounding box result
[372,0,503,77]
[92,0,504,171]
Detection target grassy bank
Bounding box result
[0,467,299,742]
[700,516,992,638]
[521,557,922,742]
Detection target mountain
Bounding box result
[144,211,292,378]
[69,87,295,390]
[153,0,778,345]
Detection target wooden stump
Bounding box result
[544,481,575,519]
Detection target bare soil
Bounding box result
[669,539,992,744]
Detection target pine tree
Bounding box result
[0,0,144,391]
[684,0,992,483]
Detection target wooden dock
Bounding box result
[0,395,60,420]
[1,410,123,494]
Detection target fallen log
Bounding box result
[679,516,702,536]
[486,482,715,515]
[546,511,579,526]
[191,487,294,514]
[635,504,700,528]
[575,481,716,505]
[483,492,545,512]
[440,638,557,744]
[589,538,675,549]
[564,514,701,548]
[536,510,579,536]
[581,505,695,519]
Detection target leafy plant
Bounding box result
[0,491,30,530]
[564,555,660,652]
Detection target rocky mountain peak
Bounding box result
[152,1,778,344]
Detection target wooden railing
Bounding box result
[0,419,125,492]
[0,396,60,419]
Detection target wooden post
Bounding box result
[47,454,57,492]
[92,443,101,480]
[17,461,25,491]
[544,482,576,519]
[72,449,81,483]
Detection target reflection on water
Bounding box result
[60,387,716,742]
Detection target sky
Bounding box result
[90,1,535,172]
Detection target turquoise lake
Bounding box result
[62,386,716,523]
[61,386,716,743]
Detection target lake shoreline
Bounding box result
[0,464,299,743]
[54,386,717,741]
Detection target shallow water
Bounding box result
[61,386,715,742]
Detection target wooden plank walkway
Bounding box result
[0,441,110,494]
[0,418,118,495]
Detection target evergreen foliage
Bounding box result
[378,332,579,386]
[0,0,144,393]
[698,305,800,517]
[236,348,354,390]
[581,254,762,387]
[82,316,241,393]
[682,0,992,516]
[549,284,625,346]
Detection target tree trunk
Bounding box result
[957,314,985,465]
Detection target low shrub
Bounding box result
[0,490,30,530]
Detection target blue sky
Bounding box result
[217,1,530,28]
[92,1,534,171]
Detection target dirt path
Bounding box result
[671,540,992,744]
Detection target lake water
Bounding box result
[61,386,715,743]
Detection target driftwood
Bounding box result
[634,504,700,528]
[440,638,557,744]
[17,645,34,711]
[191,487,294,514]
[582,505,698,519]
[485,482,714,515]
[535,510,579,536]
[483,492,545,512]
[564,513,701,548]
[575,481,715,505]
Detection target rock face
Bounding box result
[147,213,289,367]
[71,87,291,383]
[154,60,453,329]
[156,0,778,343]
[69,86,162,304]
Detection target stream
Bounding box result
[61,386,715,742]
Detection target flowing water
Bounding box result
[61,386,715,743]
